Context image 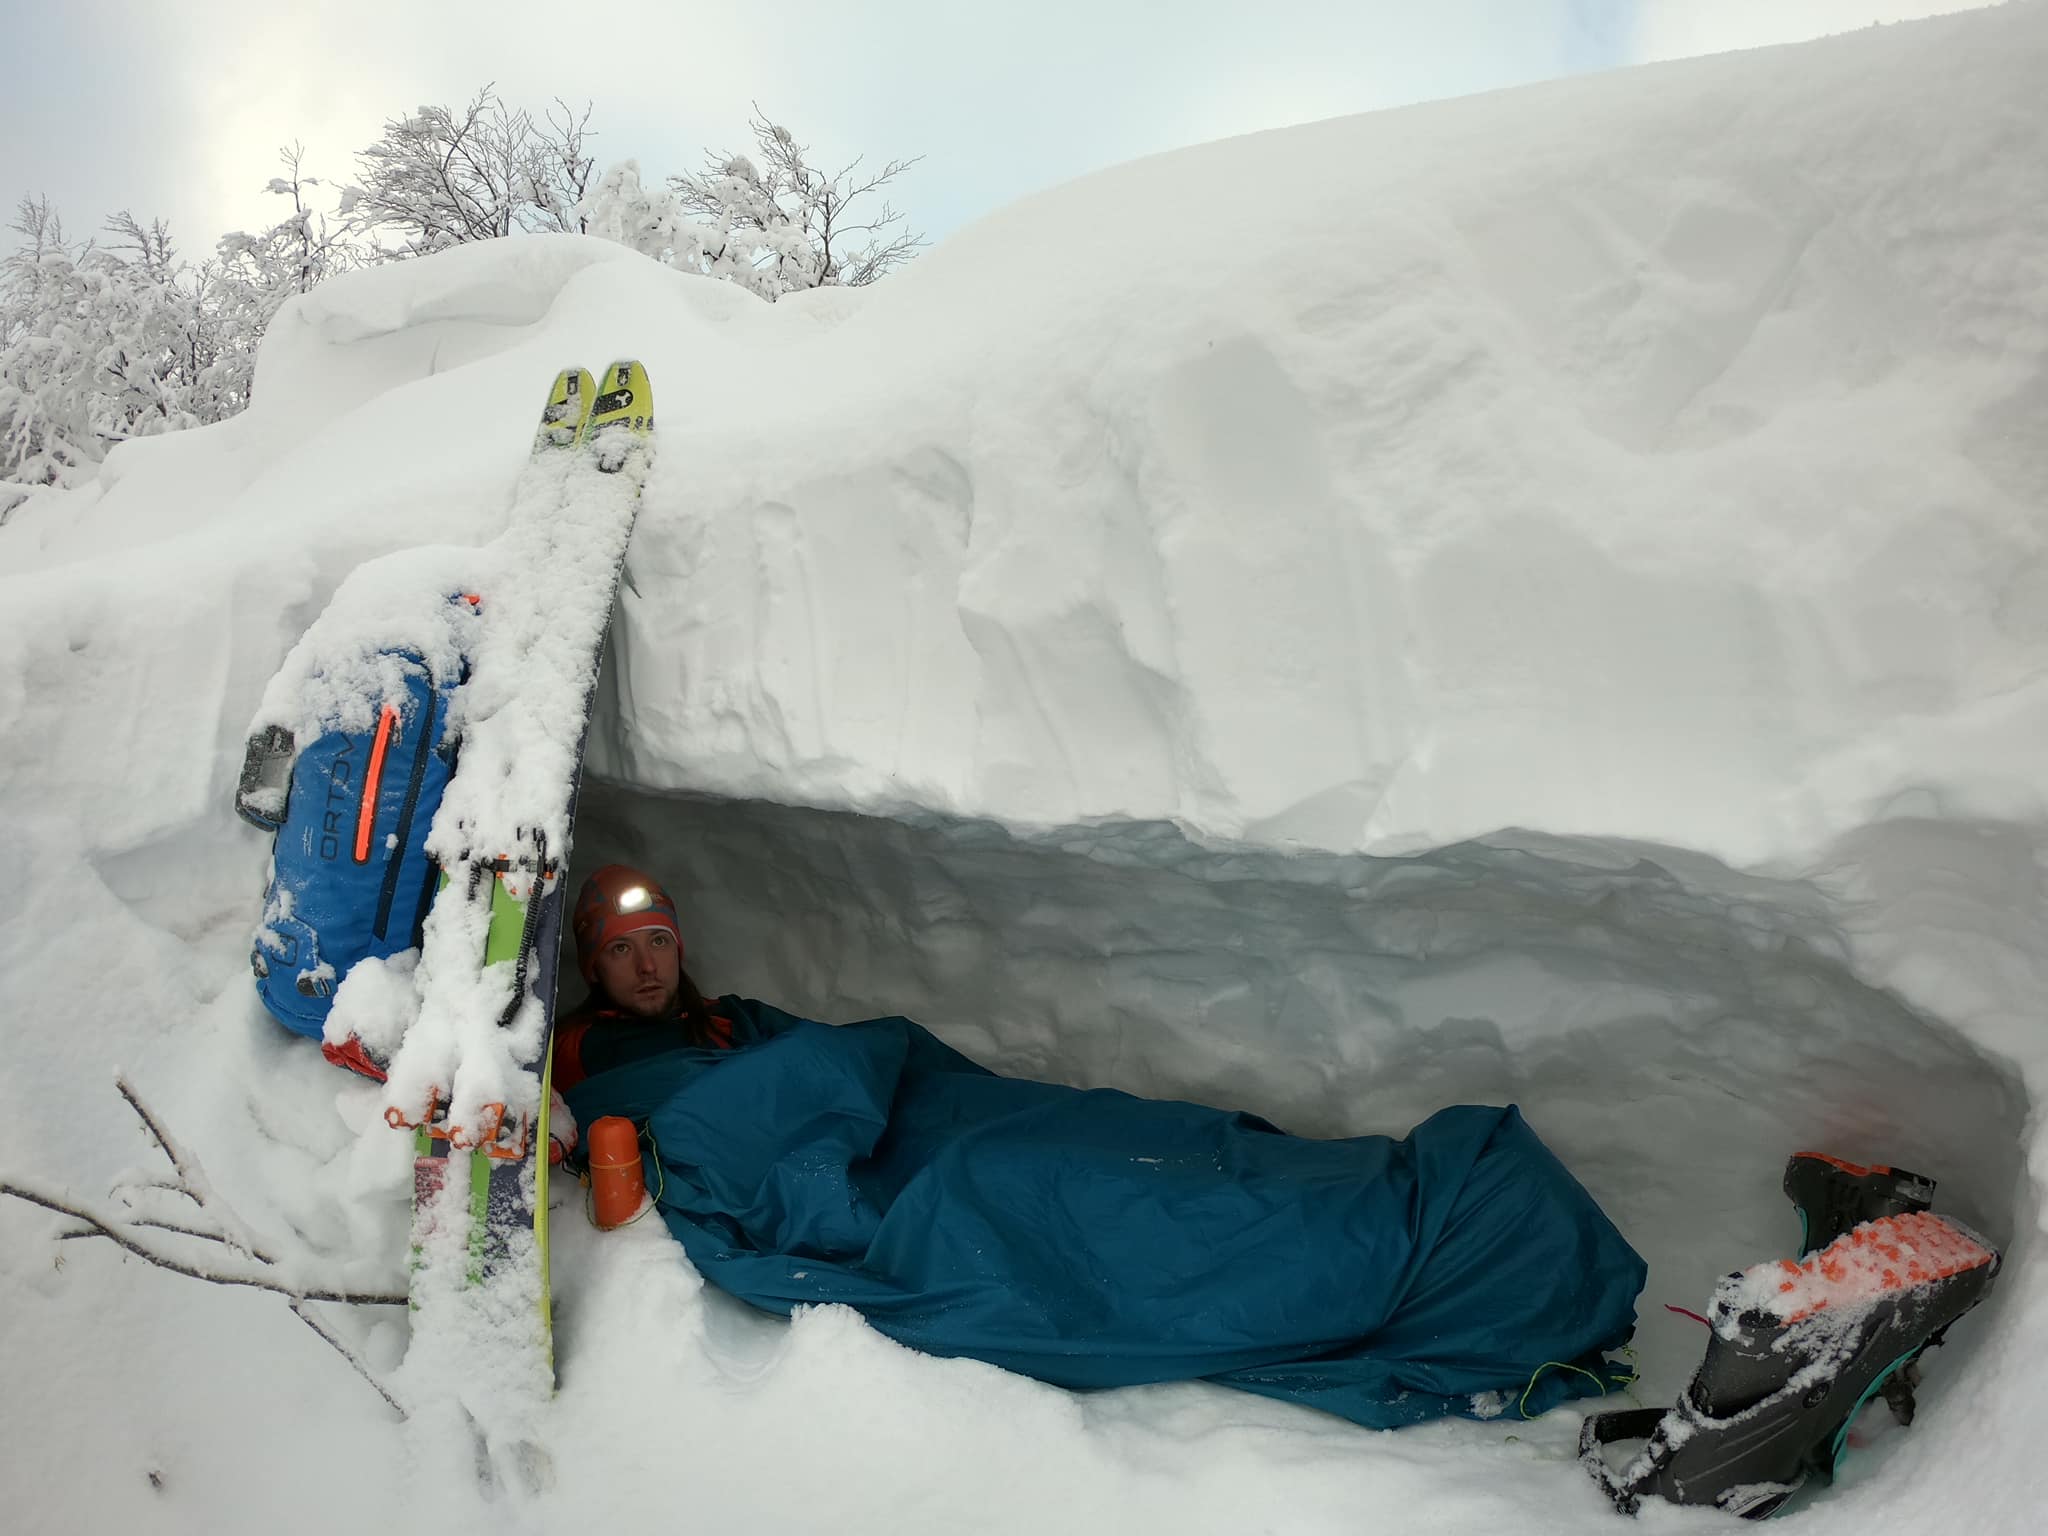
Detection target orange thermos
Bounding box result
[587,1115,647,1228]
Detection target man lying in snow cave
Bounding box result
[548,863,2001,1521]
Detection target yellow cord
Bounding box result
[1517,1345,1640,1419]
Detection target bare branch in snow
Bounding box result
[1,1176,404,1307]
[292,1300,406,1415]
[0,1078,408,1415]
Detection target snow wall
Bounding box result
[2,5,2046,1532]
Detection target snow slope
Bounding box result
[3,6,2047,1532]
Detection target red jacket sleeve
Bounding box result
[553,1014,593,1091]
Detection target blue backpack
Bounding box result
[236,649,462,1052]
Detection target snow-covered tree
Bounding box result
[91,211,213,435]
[0,156,376,497]
[577,158,798,300]
[577,160,690,264]
[216,146,362,320]
[351,84,596,255]
[209,146,366,410]
[681,108,924,291]
[2,96,923,502]
[0,198,101,487]
[0,198,219,489]
[581,108,924,302]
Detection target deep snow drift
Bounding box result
[3,6,2047,1533]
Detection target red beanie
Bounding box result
[572,864,682,982]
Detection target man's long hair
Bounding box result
[671,966,724,1048]
[590,963,723,1048]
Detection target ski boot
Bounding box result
[1784,1151,1940,1423]
[1784,1151,1936,1255]
[1581,1208,1998,1519]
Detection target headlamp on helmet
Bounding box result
[572,865,683,983]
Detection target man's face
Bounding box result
[593,926,681,1018]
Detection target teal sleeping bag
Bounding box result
[566,998,1646,1427]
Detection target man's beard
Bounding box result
[618,980,680,1018]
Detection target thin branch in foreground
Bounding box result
[64,1215,240,1248]
[115,1075,271,1261]
[0,1076,413,1417]
[0,1180,404,1305]
[122,1176,203,1209]
[292,1301,406,1416]
[118,1075,188,1166]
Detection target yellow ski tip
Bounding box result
[535,366,596,452]
[586,360,654,440]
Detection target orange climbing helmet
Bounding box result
[571,864,682,981]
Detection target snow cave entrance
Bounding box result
[568,779,2025,1411]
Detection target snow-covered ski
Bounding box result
[387,360,654,1439]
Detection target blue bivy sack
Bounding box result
[567,998,1648,1428]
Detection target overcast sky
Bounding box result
[2,0,1995,259]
